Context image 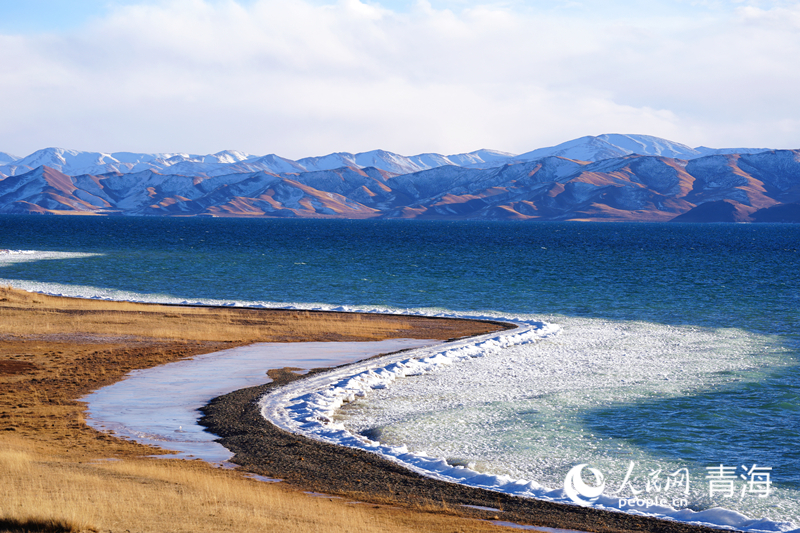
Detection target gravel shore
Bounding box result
[200,365,724,533]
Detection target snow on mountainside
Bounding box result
[293,148,517,174]
[0,148,263,179]
[0,146,517,179]
[3,149,799,222]
[445,149,518,168]
[514,134,770,163]
[0,152,19,165]
[0,134,789,224]
[0,134,772,179]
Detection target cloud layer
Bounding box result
[1,0,798,157]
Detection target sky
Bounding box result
[0,0,798,158]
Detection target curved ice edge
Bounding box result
[259,322,797,533]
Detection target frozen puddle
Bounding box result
[462,504,502,512]
[83,339,437,464]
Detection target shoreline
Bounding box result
[201,359,723,533]
[0,285,737,532]
[1,285,516,533]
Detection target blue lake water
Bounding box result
[1,215,798,527]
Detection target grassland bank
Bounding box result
[0,286,506,533]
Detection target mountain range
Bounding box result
[1,134,798,223]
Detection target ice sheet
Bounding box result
[259,321,799,533]
[83,339,437,464]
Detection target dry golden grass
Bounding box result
[0,286,436,342]
[0,286,507,533]
[0,435,506,533]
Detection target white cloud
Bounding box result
[0,0,798,158]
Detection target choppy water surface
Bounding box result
[1,216,798,527]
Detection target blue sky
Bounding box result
[0,1,139,33]
[1,0,422,32]
[0,0,798,157]
[0,0,748,33]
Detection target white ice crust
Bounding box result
[260,322,798,533]
[261,323,561,485]
[0,250,102,263]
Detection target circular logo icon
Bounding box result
[564,464,606,506]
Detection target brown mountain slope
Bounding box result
[1,150,799,221]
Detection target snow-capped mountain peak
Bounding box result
[0,134,775,180]
[2,144,798,223]
[596,134,697,159]
[202,150,257,164]
[0,151,20,165]
[513,134,769,163]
